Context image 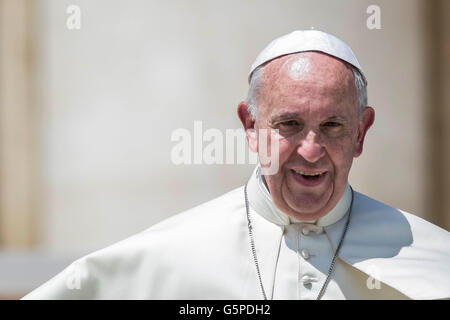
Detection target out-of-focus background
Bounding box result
[0,0,449,299]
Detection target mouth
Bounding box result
[290,169,327,187]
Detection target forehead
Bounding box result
[258,52,357,118]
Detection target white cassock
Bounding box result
[23,166,450,300]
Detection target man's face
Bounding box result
[239,52,374,221]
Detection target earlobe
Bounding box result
[237,101,258,153]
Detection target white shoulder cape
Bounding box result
[23,182,450,299]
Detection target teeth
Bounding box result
[294,170,324,176]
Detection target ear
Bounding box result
[354,106,375,157]
[237,101,258,153]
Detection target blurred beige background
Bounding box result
[0,0,449,298]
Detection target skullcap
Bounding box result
[249,30,367,85]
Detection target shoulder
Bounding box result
[341,190,450,299]
[145,185,246,235]
[352,191,449,243]
[92,185,245,249]
[24,186,249,299]
[79,184,248,272]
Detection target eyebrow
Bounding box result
[270,113,348,123]
[325,116,348,123]
[270,113,301,122]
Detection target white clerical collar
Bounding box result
[247,165,351,227]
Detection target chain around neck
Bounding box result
[244,183,354,300]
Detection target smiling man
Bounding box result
[239,50,374,223]
[23,30,449,300]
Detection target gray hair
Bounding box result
[246,64,368,120]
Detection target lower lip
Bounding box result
[290,169,327,187]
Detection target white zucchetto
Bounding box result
[249,30,367,84]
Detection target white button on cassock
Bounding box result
[301,225,324,236]
[300,249,310,259]
[314,226,324,235]
[301,275,317,285]
[301,227,310,236]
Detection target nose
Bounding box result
[297,130,325,163]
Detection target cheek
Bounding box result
[273,134,302,169]
[326,140,355,175]
[256,129,292,173]
[277,138,293,160]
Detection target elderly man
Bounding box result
[23,30,449,300]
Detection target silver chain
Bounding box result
[244,183,354,300]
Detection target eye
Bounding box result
[322,121,342,128]
[279,120,300,127]
[274,120,302,136]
